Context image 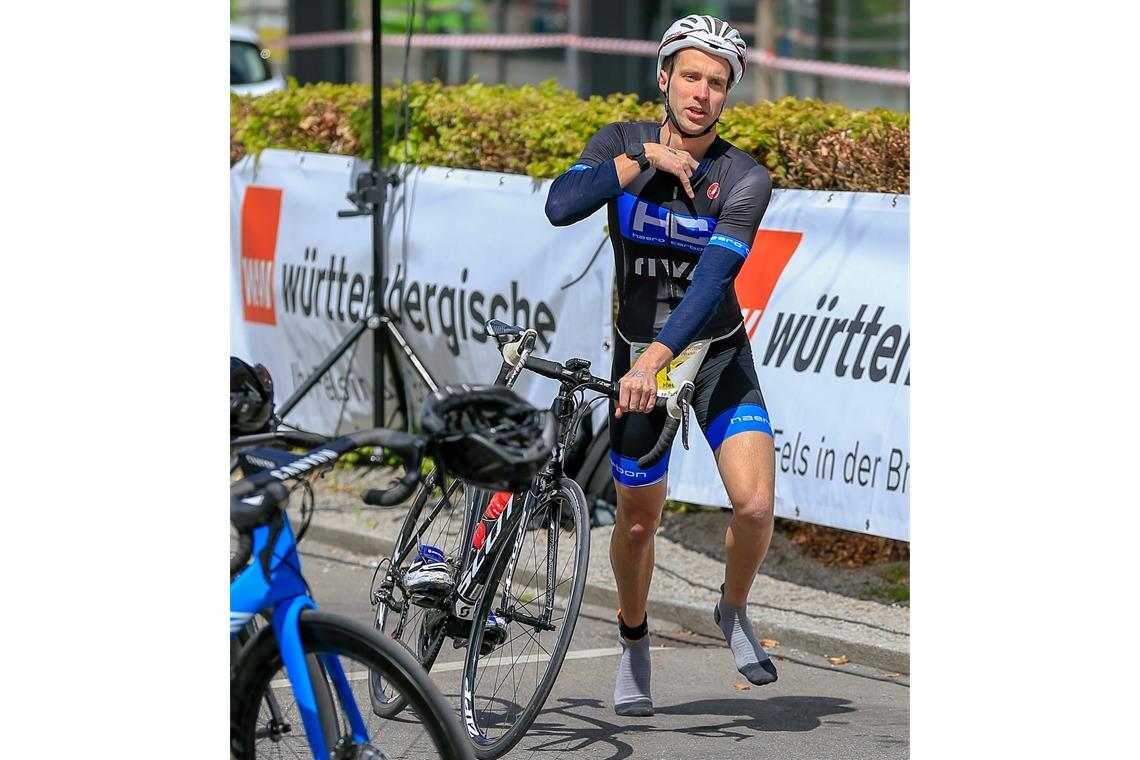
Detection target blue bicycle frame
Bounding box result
[230,513,368,758]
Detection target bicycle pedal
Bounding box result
[403,547,454,607]
[479,613,509,656]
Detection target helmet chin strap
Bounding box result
[661,77,718,138]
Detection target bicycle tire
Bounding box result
[370,469,470,718]
[231,610,473,760]
[231,612,340,752]
[459,478,590,759]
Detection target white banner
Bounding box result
[380,164,614,412]
[231,151,375,436]
[231,153,908,540]
[230,151,613,437]
[665,190,910,541]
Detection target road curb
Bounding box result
[304,521,909,675]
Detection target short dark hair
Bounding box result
[662,53,676,77]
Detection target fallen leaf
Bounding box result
[760,639,780,648]
[734,683,751,690]
[827,655,849,666]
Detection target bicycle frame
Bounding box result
[231,512,368,758]
[383,347,581,631]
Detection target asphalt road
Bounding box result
[298,539,910,759]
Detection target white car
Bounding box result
[231,24,286,96]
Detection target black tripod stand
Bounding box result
[250,0,438,441]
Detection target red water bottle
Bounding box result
[472,491,511,550]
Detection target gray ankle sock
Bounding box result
[613,632,654,716]
[715,595,778,686]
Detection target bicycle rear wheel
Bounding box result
[460,478,590,759]
[231,610,472,760]
[370,469,471,718]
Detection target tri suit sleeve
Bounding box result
[654,165,773,355]
[544,123,626,227]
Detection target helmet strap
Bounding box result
[661,75,717,139]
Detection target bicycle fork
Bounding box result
[274,597,376,757]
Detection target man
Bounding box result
[545,14,777,717]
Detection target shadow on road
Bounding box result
[518,694,856,758]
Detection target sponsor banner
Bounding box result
[380,165,614,411]
[231,151,375,435]
[231,153,908,539]
[665,190,910,541]
[231,151,613,436]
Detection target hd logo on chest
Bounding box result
[617,193,716,253]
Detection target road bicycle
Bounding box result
[230,356,339,753]
[230,354,344,745]
[230,425,474,760]
[368,319,690,758]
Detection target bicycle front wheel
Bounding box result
[232,610,472,760]
[231,612,340,754]
[460,478,590,758]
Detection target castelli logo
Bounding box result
[706,182,720,200]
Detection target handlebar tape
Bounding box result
[636,384,695,469]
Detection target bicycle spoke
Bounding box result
[462,480,589,754]
[481,622,540,728]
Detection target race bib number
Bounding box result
[630,341,708,397]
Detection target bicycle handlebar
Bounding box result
[230,427,428,576]
[230,479,290,576]
[636,382,694,469]
[351,429,426,506]
[230,533,254,578]
[230,429,329,450]
[495,326,683,469]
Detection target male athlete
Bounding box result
[545,15,777,716]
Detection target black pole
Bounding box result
[371,0,385,428]
[278,317,371,422]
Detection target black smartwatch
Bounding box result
[625,142,651,172]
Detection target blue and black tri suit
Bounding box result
[545,120,775,488]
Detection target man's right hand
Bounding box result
[644,143,699,198]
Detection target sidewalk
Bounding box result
[304,469,910,675]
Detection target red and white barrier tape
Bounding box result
[275,30,909,88]
[275,30,371,49]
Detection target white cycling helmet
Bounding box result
[657,14,747,89]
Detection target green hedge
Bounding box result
[231,79,909,194]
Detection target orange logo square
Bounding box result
[240,186,283,325]
[735,229,803,339]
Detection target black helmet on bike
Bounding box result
[420,385,556,492]
[230,356,275,436]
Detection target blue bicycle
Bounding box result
[229,426,473,759]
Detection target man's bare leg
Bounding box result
[609,477,667,715]
[713,431,778,684]
[610,478,668,625]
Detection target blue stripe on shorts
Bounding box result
[610,449,670,487]
[705,403,773,451]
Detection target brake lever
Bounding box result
[680,398,690,450]
[502,329,539,386]
[666,381,694,451]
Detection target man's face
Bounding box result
[658,48,732,133]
